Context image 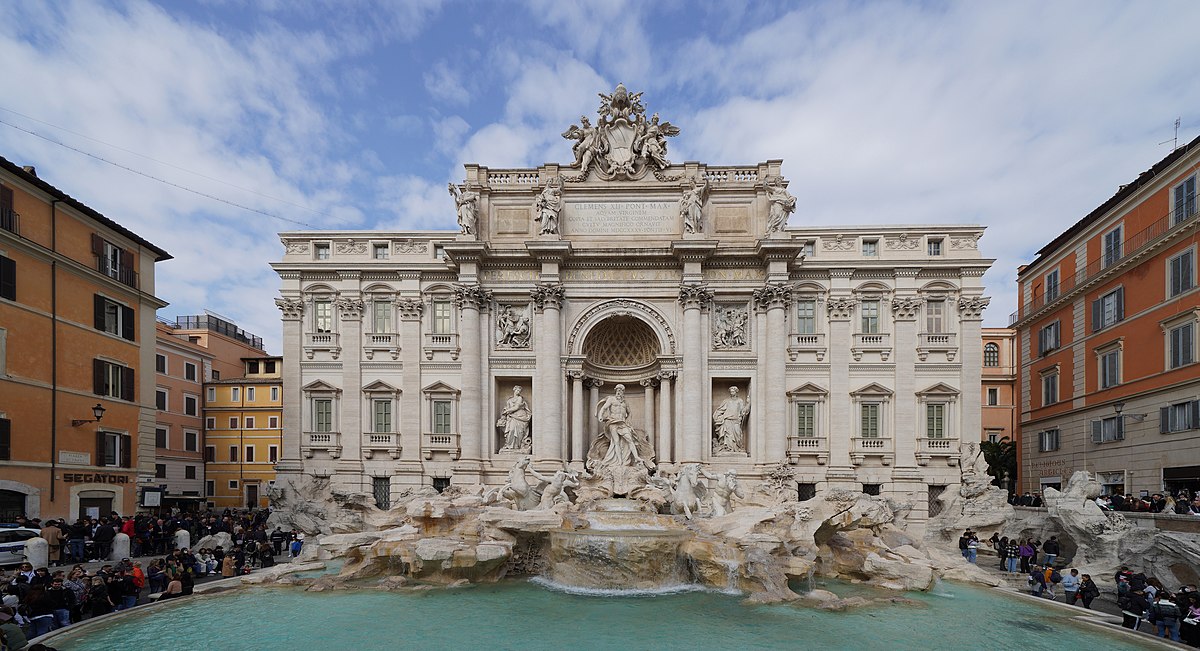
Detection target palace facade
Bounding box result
[272,87,992,523]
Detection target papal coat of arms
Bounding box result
[561,83,680,181]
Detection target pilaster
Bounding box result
[678,282,713,463]
[396,297,423,462]
[275,297,305,473]
[531,282,565,464]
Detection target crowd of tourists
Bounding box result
[1,508,303,649]
[1095,491,1200,515]
[956,529,1200,645]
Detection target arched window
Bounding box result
[983,343,1000,367]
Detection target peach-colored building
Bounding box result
[981,328,1018,447]
[153,320,213,511]
[0,157,170,521]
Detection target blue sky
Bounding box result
[2,1,1199,353]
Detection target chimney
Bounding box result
[21,165,36,177]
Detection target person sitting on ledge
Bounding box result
[156,579,184,602]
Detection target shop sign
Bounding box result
[62,473,130,484]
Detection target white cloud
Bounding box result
[424,61,471,106]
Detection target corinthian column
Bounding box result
[569,371,585,462]
[754,283,792,462]
[455,284,490,466]
[678,283,713,463]
[395,297,423,462]
[657,371,674,463]
[531,283,565,464]
[275,297,305,473]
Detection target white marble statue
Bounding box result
[662,463,707,519]
[701,468,744,517]
[448,183,479,236]
[497,386,532,452]
[634,113,678,170]
[485,456,547,511]
[765,176,797,235]
[712,306,748,349]
[712,386,751,454]
[496,304,531,348]
[561,85,679,181]
[533,177,563,235]
[562,115,602,171]
[680,177,708,234]
[592,384,653,470]
[535,469,580,510]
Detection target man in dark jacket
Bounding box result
[46,576,76,629]
[1121,589,1151,630]
[1042,536,1060,567]
[92,519,116,561]
[270,527,288,556]
[1150,592,1183,642]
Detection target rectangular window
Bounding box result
[986,388,999,406]
[1042,373,1058,406]
[1170,322,1195,369]
[247,387,255,402]
[228,480,238,490]
[155,463,166,479]
[925,300,945,333]
[373,476,391,510]
[229,446,238,462]
[314,300,333,333]
[185,465,197,480]
[801,241,815,258]
[184,362,197,382]
[156,354,167,374]
[264,360,276,374]
[156,389,168,411]
[927,238,943,256]
[93,295,134,341]
[1,418,12,460]
[98,431,130,468]
[862,483,882,496]
[1037,321,1061,356]
[925,403,945,439]
[1170,250,1194,297]
[860,300,880,334]
[1092,416,1124,443]
[204,446,215,462]
[269,445,278,463]
[1038,429,1060,452]
[1103,226,1122,268]
[206,387,215,402]
[373,300,391,333]
[184,431,197,452]
[0,253,15,301]
[228,417,238,429]
[247,360,260,374]
[270,386,279,402]
[796,299,816,334]
[432,299,452,334]
[245,416,255,429]
[211,370,219,380]
[373,399,392,433]
[373,243,389,260]
[268,416,279,429]
[1099,349,1120,389]
[314,398,333,432]
[860,403,880,438]
[184,395,198,416]
[1161,400,1200,433]
[796,403,816,438]
[862,239,878,256]
[1045,270,1060,302]
[1174,176,1197,225]
[231,387,240,402]
[1092,288,1124,332]
[314,242,330,260]
[93,359,134,401]
[205,417,215,429]
[155,427,168,448]
[205,480,215,497]
[245,446,254,463]
[433,400,452,434]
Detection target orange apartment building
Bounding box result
[1013,135,1200,497]
[0,156,170,522]
[203,356,282,509]
[981,327,1018,448]
[153,320,213,511]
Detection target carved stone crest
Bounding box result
[561,84,679,181]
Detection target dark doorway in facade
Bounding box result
[0,490,25,522]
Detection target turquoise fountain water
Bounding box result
[51,579,1159,651]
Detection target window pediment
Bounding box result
[787,382,828,399]
[302,379,341,394]
[422,380,460,396]
[362,380,401,395]
[916,382,959,398]
[851,382,893,397]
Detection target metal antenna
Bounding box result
[1159,117,1181,150]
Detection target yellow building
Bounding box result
[203,357,282,509]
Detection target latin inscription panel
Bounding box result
[563,200,677,236]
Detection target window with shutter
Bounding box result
[0,418,10,460]
[0,255,15,301]
[0,185,15,234]
[1170,250,1195,297]
[120,434,132,467]
[122,367,135,401]
[121,305,135,341]
[96,431,106,465]
[1174,176,1197,225]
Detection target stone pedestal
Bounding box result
[24,536,48,569]
[110,533,131,561]
[174,529,191,551]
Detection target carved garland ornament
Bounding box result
[567,299,677,356]
[884,233,920,251]
[283,240,310,255]
[950,234,981,250]
[394,239,428,254]
[335,240,369,255]
[822,235,856,251]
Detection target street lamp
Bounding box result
[71,403,106,427]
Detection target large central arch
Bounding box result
[568,299,676,383]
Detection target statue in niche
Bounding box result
[589,384,655,470]
[712,386,751,454]
[712,306,749,349]
[532,177,563,235]
[764,176,797,235]
[496,386,532,453]
[701,468,744,517]
[680,176,708,234]
[496,304,532,348]
[448,183,479,236]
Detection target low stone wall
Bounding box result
[1012,506,1200,534]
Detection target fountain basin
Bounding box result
[546,527,690,591]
